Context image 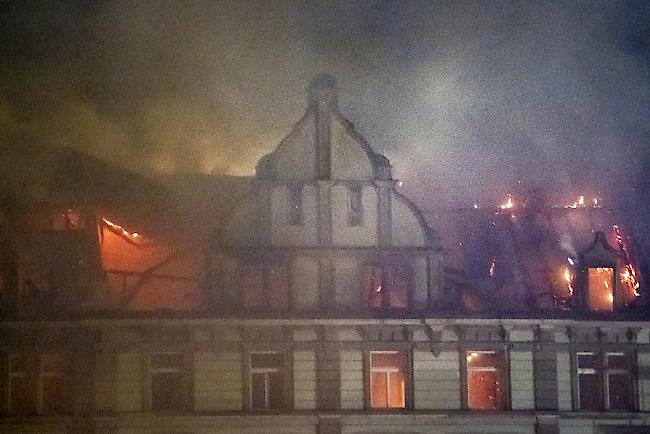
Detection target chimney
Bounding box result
[307,73,338,112]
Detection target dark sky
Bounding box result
[1,0,649,206]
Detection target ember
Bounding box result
[101,218,144,243]
[499,194,514,210]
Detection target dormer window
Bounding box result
[348,184,363,226]
[288,185,303,226]
[587,267,614,311]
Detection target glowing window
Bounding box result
[288,185,303,226]
[369,351,407,409]
[606,353,632,411]
[362,265,409,310]
[348,184,363,226]
[577,352,600,410]
[466,351,506,410]
[150,353,187,411]
[587,267,614,311]
[250,352,286,409]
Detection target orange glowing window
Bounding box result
[369,351,407,409]
[466,351,506,410]
[362,265,409,310]
[587,267,614,311]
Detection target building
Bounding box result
[1,74,650,434]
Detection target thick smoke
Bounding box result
[1,0,649,206]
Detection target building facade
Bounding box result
[1,75,650,434]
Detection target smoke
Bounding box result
[1,0,649,206]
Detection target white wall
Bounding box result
[413,350,461,410]
[271,184,319,246]
[331,184,377,246]
[510,350,535,410]
[194,351,243,411]
[340,350,364,409]
[329,116,374,180]
[294,350,317,410]
[390,192,426,247]
[272,112,317,180]
[334,256,360,310]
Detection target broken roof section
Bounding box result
[425,202,647,315]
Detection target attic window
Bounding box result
[362,265,409,310]
[348,184,363,226]
[241,263,289,310]
[288,185,303,226]
[587,267,614,311]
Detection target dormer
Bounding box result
[574,231,629,313]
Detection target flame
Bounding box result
[102,218,144,243]
[499,195,513,210]
[564,266,574,296]
[613,225,641,297]
[567,194,600,209]
[488,259,496,277]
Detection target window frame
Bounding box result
[361,263,411,312]
[288,184,303,226]
[247,351,289,411]
[365,349,411,410]
[464,350,508,411]
[6,352,68,416]
[348,183,363,226]
[148,352,191,413]
[573,350,636,412]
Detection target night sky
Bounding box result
[1,0,649,207]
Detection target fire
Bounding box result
[101,218,144,243]
[488,259,496,277]
[499,195,514,210]
[564,266,574,296]
[613,225,641,297]
[567,194,601,208]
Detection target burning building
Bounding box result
[1,75,650,434]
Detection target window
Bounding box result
[241,263,289,310]
[577,351,633,411]
[577,352,600,410]
[587,267,614,311]
[362,265,409,310]
[466,351,506,410]
[250,352,286,409]
[369,351,407,409]
[606,353,633,410]
[8,354,65,415]
[348,184,363,226]
[150,353,188,411]
[288,185,303,225]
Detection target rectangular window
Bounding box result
[288,185,303,226]
[606,353,632,411]
[362,265,409,310]
[577,352,601,410]
[369,351,407,409]
[348,185,363,226]
[466,351,506,410]
[8,354,66,415]
[250,352,286,409]
[587,267,614,311]
[40,354,65,414]
[9,355,35,415]
[150,353,187,411]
